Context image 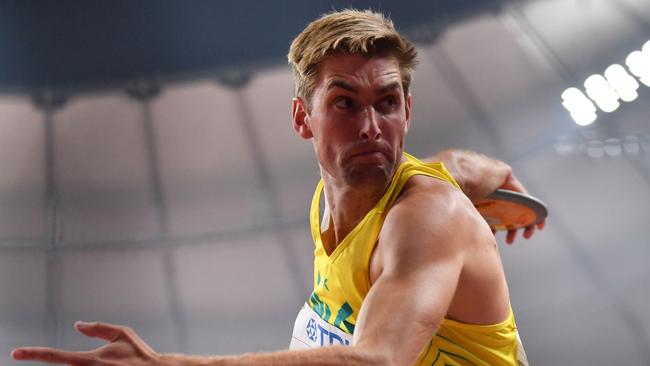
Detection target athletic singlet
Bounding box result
[289,153,528,366]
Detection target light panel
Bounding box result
[604,64,639,102]
[561,87,597,126]
[562,40,650,126]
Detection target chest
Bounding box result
[309,209,384,332]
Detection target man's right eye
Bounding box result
[334,97,354,110]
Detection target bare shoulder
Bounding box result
[387,174,487,241]
[377,175,492,268]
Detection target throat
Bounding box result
[321,216,362,256]
[320,225,338,257]
[320,184,388,256]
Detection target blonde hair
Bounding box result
[288,9,417,109]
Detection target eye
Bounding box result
[334,96,354,110]
[377,95,398,112]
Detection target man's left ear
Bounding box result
[404,94,412,132]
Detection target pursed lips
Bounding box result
[346,147,390,162]
[351,150,383,157]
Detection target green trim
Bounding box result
[418,339,434,365]
[431,350,441,365]
[429,349,477,366]
[435,333,462,348]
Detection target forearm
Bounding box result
[427,149,512,201]
[160,346,388,366]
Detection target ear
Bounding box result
[404,94,412,133]
[292,97,313,139]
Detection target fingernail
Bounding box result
[75,321,88,328]
[12,349,23,359]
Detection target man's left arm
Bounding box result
[428,149,545,243]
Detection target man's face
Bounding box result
[292,53,411,187]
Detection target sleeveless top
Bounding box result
[290,153,528,366]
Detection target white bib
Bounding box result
[289,303,353,350]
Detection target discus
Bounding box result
[474,189,548,231]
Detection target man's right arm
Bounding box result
[11,180,485,366]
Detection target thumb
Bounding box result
[75,321,122,342]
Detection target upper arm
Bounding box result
[351,179,484,366]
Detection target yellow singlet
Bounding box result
[305,153,528,366]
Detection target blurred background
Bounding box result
[0,0,649,365]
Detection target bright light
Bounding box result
[584,74,620,112]
[604,64,639,102]
[560,40,649,126]
[561,87,597,126]
[626,49,650,87]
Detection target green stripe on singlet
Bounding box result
[427,334,477,366]
[430,349,477,366]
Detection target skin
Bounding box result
[12,53,543,366]
[292,53,412,253]
[428,149,546,244]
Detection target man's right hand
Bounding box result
[12,321,162,366]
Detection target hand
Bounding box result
[428,149,545,244]
[495,169,546,245]
[12,321,161,366]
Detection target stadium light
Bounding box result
[604,64,639,102]
[561,87,597,126]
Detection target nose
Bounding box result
[359,106,382,141]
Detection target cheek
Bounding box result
[383,118,407,139]
[312,134,335,160]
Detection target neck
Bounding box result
[320,170,393,253]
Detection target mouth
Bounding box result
[350,150,384,158]
[347,149,390,164]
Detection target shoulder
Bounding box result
[377,174,493,268]
[388,174,484,237]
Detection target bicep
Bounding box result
[352,189,467,366]
[353,258,462,365]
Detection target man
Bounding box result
[12,9,542,366]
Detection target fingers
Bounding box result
[12,347,89,364]
[505,220,546,245]
[523,225,535,239]
[75,321,124,342]
[505,226,532,244]
[500,172,530,196]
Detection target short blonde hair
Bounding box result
[288,9,417,109]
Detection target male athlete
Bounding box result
[13,9,542,366]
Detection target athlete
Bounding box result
[12,9,543,366]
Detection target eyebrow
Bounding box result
[377,81,402,95]
[325,80,402,94]
[326,79,357,93]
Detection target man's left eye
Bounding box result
[378,96,397,110]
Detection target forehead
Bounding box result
[316,53,402,91]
